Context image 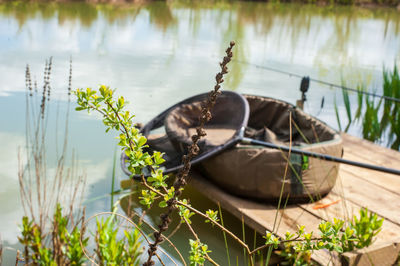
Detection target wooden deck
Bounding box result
[189,134,400,265]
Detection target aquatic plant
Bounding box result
[18,204,88,265]
[17,59,88,264]
[19,59,86,235]
[18,204,145,265]
[335,66,400,150]
[94,215,143,265]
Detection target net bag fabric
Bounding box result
[164,91,249,156]
[121,91,249,178]
[165,94,342,202]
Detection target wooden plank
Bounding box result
[341,242,400,266]
[343,147,400,169]
[342,134,400,161]
[341,134,400,196]
[340,157,400,196]
[189,172,319,235]
[300,192,400,247]
[334,170,400,226]
[188,172,340,265]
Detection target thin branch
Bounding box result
[141,176,252,257]
[177,200,251,255]
[79,212,178,266]
[105,101,135,152]
[123,206,187,266]
[182,216,219,266]
[249,237,323,255]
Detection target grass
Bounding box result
[336,66,400,150]
[218,203,231,266]
[110,145,118,212]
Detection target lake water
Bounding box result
[1,1,400,264]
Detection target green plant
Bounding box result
[75,83,223,266]
[189,239,211,266]
[18,204,145,266]
[16,60,90,265]
[18,204,88,265]
[335,66,400,150]
[266,208,383,265]
[95,215,143,265]
[382,66,400,149]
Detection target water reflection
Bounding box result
[2,1,400,78]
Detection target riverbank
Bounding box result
[0,0,399,9]
[308,0,399,8]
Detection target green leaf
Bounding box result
[159,201,167,208]
[334,245,343,253]
[341,86,352,132]
[334,95,342,132]
[137,136,147,147]
[75,106,86,111]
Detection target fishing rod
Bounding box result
[235,60,400,104]
[241,136,400,176]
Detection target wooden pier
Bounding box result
[189,134,400,265]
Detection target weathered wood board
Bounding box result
[188,134,400,265]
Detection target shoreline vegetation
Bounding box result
[1,0,400,38]
[0,0,399,9]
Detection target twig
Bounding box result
[141,176,251,255]
[177,200,251,254]
[15,250,20,266]
[123,206,186,266]
[249,237,322,255]
[80,212,174,266]
[182,216,219,266]
[166,222,182,239]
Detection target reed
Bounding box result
[218,203,231,266]
[336,66,400,150]
[16,59,91,264]
[110,145,118,212]
[19,59,86,234]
